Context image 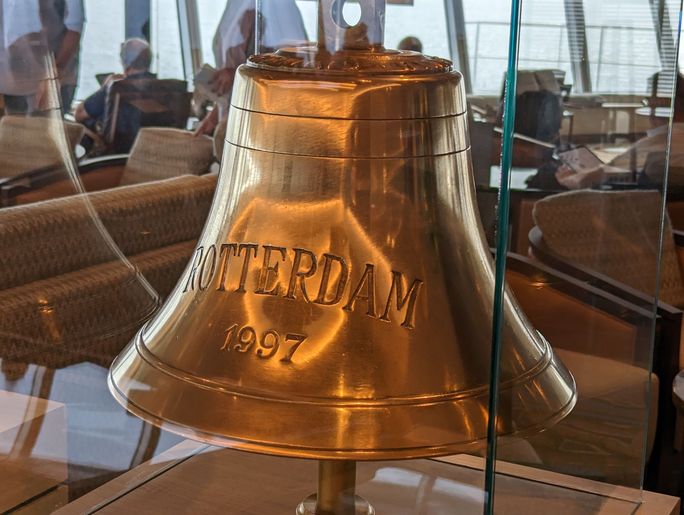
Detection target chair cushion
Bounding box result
[533,189,684,308]
[120,128,214,185]
[130,240,196,299]
[0,259,157,368]
[90,174,216,257]
[0,116,84,179]
[0,174,216,290]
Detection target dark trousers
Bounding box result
[4,84,77,116]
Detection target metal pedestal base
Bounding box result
[296,494,374,515]
[296,460,374,515]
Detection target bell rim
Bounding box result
[108,368,576,461]
[108,330,577,461]
[129,328,561,407]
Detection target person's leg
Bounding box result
[3,94,30,114]
[60,85,77,115]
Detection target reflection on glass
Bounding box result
[492,0,683,510]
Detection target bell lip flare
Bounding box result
[108,328,577,461]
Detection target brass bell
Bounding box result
[109,1,576,513]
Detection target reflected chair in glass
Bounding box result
[529,188,684,491]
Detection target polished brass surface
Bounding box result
[109,2,575,465]
[317,461,357,514]
[297,495,373,515]
[238,50,464,118]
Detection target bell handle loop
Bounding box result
[318,0,386,52]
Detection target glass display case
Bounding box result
[0,1,682,514]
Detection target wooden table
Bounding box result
[57,440,680,515]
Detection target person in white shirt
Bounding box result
[0,0,84,114]
[194,0,307,136]
[0,1,44,112]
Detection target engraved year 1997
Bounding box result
[220,323,308,364]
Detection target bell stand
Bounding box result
[295,0,384,514]
[297,461,373,515]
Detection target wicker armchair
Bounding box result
[119,127,214,185]
[0,173,216,500]
[0,115,84,180]
[0,174,216,367]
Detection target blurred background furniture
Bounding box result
[102,78,191,154]
[0,128,214,207]
[0,116,84,180]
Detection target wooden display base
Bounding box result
[57,440,680,515]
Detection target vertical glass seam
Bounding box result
[483,0,523,513]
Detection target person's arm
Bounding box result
[74,100,90,122]
[209,68,236,96]
[56,0,84,72]
[555,163,606,189]
[210,8,254,96]
[194,108,219,136]
[55,30,81,71]
[75,87,106,123]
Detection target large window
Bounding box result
[463,0,571,94]
[385,0,450,57]
[196,0,450,68]
[584,0,662,94]
[77,0,125,100]
[197,0,223,68]
[151,0,184,79]
[461,0,676,95]
[78,0,680,99]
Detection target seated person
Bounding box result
[74,38,154,145]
